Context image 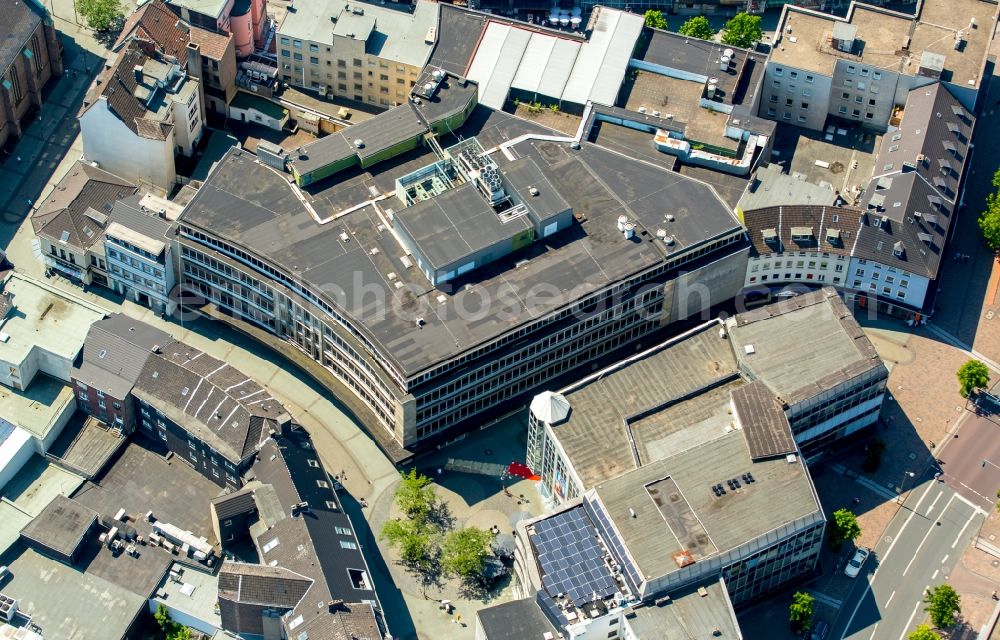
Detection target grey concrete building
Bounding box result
[527,288,887,505]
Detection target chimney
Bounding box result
[133,64,143,84]
[276,412,292,435]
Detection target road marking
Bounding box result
[925,491,943,516]
[956,482,994,509]
[932,569,939,580]
[942,554,949,564]
[886,591,896,606]
[898,601,923,640]
[952,510,977,549]
[840,481,937,638]
[904,494,955,577]
[867,623,879,640]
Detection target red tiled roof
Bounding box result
[114,0,190,65]
[189,26,232,61]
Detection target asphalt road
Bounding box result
[835,479,983,640]
[938,412,1000,511]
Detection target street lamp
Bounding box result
[896,470,916,502]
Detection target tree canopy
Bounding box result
[394,468,436,520]
[75,0,124,32]
[721,12,763,49]
[908,625,942,640]
[979,169,1000,252]
[789,591,815,632]
[643,9,668,30]
[380,518,435,569]
[829,508,861,549]
[924,584,961,628]
[679,16,716,41]
[957,359,990,398]
[441,527,493,580]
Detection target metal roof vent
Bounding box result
[529,186,539,196]
[353,139,364,148]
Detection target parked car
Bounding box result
[845,547,870,578]
[811,619,830,640]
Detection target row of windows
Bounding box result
[107,235,162,261]
[107,248,164,277]
[179,233,407,390]
[415,316,659,439]
[772,68,815,83]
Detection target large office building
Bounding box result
[527,288,887,505]
[276,0,438,107]
[759,0,995,132]
[175,68,749,460]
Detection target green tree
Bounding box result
[441,527,493,580]
[154,603,172,632]
[167,627,192,640]
[75,0,124,32]
[908,624,942,640]
[979,169,1000,251]
[923,584,961,628]
[644,9,669,30]
[721,12,763,49]
[394,468,436,520]
[380,518,435,568]
[679,16,716,41]
[789,591,815,633]
[957,359,990,398]
[829,508,861,549]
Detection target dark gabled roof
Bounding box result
[855,172,950,278]
[250,433,382,640]
[19,495,98,559]
[114,0,191,65]
[0,0,44,74]
[80,42,175,140]
[31,162,138,251]
[108,193,175,241]
[132,342,285,463]
[742,204,856,259]
[872,83,974,204]
[731,380,796,461]
[71,313,176,399]
[211,486,259,520]
[218,561,313,608]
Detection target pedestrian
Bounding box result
[934,471,942,481]
[993,590,998,600]
[16,156,21,163]
[26,199,32,208]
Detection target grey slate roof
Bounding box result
[738,162,838,212]
[133,342,285,463]
[217,562,313,608]
[108,193,175,243]
[71,313,176,399]
[31,161,138,251]
[211,486,259,520]
[476,598,559,640]
[19,494,98,559]
[855,83,972,280]
[249,432,382,640]
[0,0,43,75]
[625,580,741,640]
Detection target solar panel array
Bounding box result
[584,498,643,592]
[534,508,617,607]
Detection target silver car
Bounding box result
[845,547,870,578]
